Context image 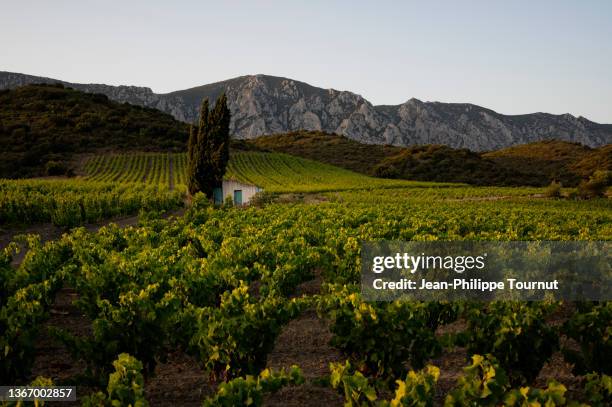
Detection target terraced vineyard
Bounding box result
[84,151,442,193]
[84,153,187,190]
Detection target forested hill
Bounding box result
[0,84,188,178]
[245,131,612,187]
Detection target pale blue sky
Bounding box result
[2,0,611,122]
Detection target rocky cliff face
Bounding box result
[2,71,610,151]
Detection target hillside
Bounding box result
[485,141,612,186]
[246,131,404,174]
[2,71,611,151]
[245,131,611,186]
[0,84,188,178]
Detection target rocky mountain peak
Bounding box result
[0,70,610,151]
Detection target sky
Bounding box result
[2,0,612,123]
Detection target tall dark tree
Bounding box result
[187,94,231,199]
[187,99,209,195]
[207,93,231,187]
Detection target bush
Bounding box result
[577,170,611,199]
[45,160,71,176]
[444,354,509,406]
[461,302,558,386]
[562,302,611,375]
[318,286,457,378]
[584,372,612,407]
[372,163,400,179]
[544,180,562,198]
[82,353,148,407]
[203,366,304,407]
[250,191,277,207]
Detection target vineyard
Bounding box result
[1,183,610,405]
[0,179,183,227]
[84,151,441,193]
[1,151,446,227]
[84,153,187,190]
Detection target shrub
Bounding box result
[329,360,378,406]
[584,372,612,407]
[329,360,440,407]
[45,160,71,176]
[461,302,558,386]
[82,353,148,407]
[203,366,304,407]
[250,191,277,207]
[372,163,400,179]
[562,302,611,375]
[544,180,562,198]
[318,286,457,378]
[444,354,509,406]
[577,170,611,199]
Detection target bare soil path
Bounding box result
[263,270,344,406]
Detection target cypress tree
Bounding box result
[208,93,231,189]
[187,95,231,199]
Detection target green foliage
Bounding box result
[247,131,404,175]
[329,360,378,406]
[584,372,612,407]
[384,365,440,407]
[84,153,185,191]
[373,144,517,186]
[318,286,457,378]
[503,381,568,406]
[208,93,231,186]
[249,191,277,207]
[329,360,440,407]
[53,283,182,378]
[0,282,52,382]
[485,140,611,187]
[0,236,69,383]
[445,355,576,407]
[224,151,433,193]
[186,284,304,380]
[461,302,559,385]
[444,354,510,406]
[0,179,183,226]
[577,170,611,199]
[44,160,71,176]
[245,132,610,187]
[0,84,188,178]
[79,150,447,198]
[202,366,304,407]
[223,195,234,208]
[562,302,611,375]
[0,182,609,400]
[544,180,562,198]
[82,353,148,407]
[187,95,231,197]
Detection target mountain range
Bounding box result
[1,71,610,151]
